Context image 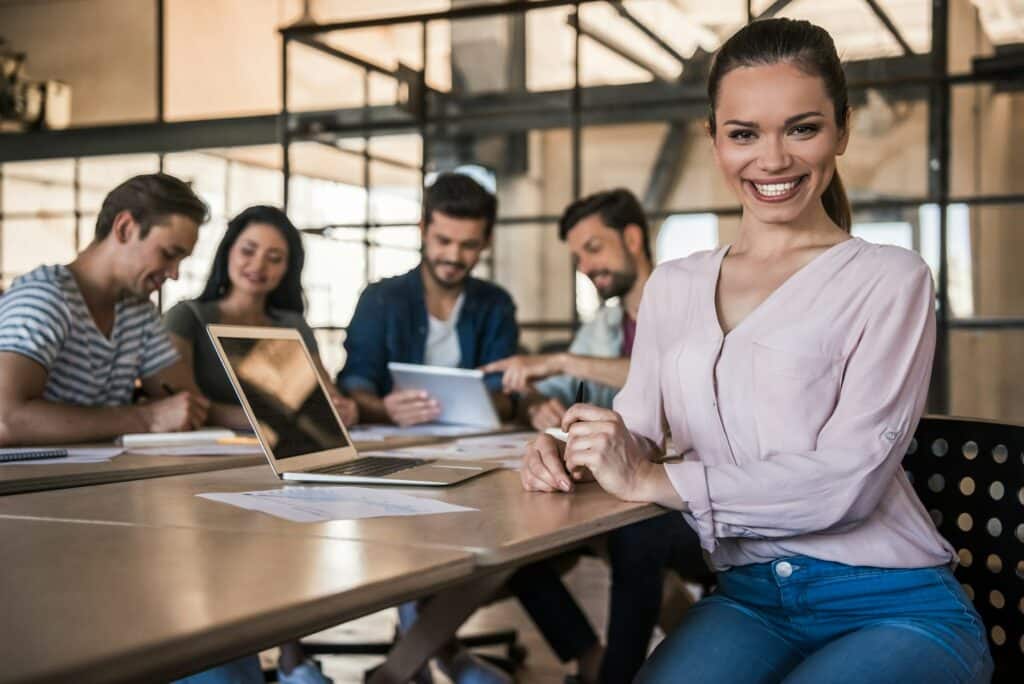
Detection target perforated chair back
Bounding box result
[903,415,1024,682]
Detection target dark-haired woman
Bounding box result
[521,18,992,683]
[166,205,354,684]
[165,205,357,432]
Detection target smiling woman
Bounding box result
[521,18,995,684]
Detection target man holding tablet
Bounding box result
[339,173,607,684]
[337,172,517,426]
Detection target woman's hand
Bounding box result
[521,434,577,493]
[561,404,658,503]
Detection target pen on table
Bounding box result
[545,380,587,443]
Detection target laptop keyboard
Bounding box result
[309,456,434,478]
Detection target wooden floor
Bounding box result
[269,555,619,684]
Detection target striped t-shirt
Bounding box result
[0,264,180,407]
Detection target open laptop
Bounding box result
[206,325,497,486]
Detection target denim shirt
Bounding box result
[337,265,519,396]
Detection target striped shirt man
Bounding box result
[0,264,179,407]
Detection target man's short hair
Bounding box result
[558,189,651,260]
[422,172,497,239]
[94,173,209,242]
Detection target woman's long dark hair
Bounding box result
[197,205,306,313]
[707,18,852,232]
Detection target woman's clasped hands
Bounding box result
[521,404,657,502]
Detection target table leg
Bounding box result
[368,569,513,684]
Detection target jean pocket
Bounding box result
[800,567,959,619]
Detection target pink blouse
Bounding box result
[614,238,955,571]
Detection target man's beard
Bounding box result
[423,256,470,290]
[588,258,637,300]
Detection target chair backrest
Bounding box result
[903,415,1023,682]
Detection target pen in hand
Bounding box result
[545,380,587,443]
[161,382,176,397]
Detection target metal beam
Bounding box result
[0,52,955,164]
[0,115,280,163]
[281,0,604,35]
[606,1,688,65]
[756,0,795,19]
[643,122,690,211]
[567,13,671,82]
[292,36,398,81]
[863,0,915,55]
[927,0,950,413]
[311,139,421,172]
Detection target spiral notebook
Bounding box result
[0,448,68,463]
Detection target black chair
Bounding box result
[903,415,1023,683]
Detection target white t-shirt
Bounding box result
[423,293,465,368]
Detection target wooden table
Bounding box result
[0,464,661,567]
[0,434,449,496]
[1,445,666,683]
[0,517,474,684]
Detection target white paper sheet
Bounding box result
[0,446,123,466]
[197,485,476,523]
[126,443,264,457]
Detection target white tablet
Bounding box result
[387,362,501,428]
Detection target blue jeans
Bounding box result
[172,655,263,684]
[638,556,992,684]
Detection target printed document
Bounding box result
[198,485,476,523]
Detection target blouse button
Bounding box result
[775,561,793,578]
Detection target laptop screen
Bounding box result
[217,336,350,459]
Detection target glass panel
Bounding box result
[656,213,719,263]
[581,122,665,199]
[369,135,423,171]
[302,233,366,328]
[1,173,75,216]
[426,19,453,93]
[637,120,738,212]
[2,218,77,280]
[951,84,1024,198]
[223,148,283,216]
[765,0,917,59]
[163,151,229,222]
[842,87,929,200]
[288,40,368,111]
[321,24,424,74]
[960,203,1024,318]
[948,0,1024,73]
[950,329,1024,423]
[288,142,367,230]
[493,222,572,323]
[1,159,75,186]
[577,1,702,87]
[369,243,421,282]
[77,155,161,214]
[370,161,421,225]
[526,6,577,94]
[490,128,572,219]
